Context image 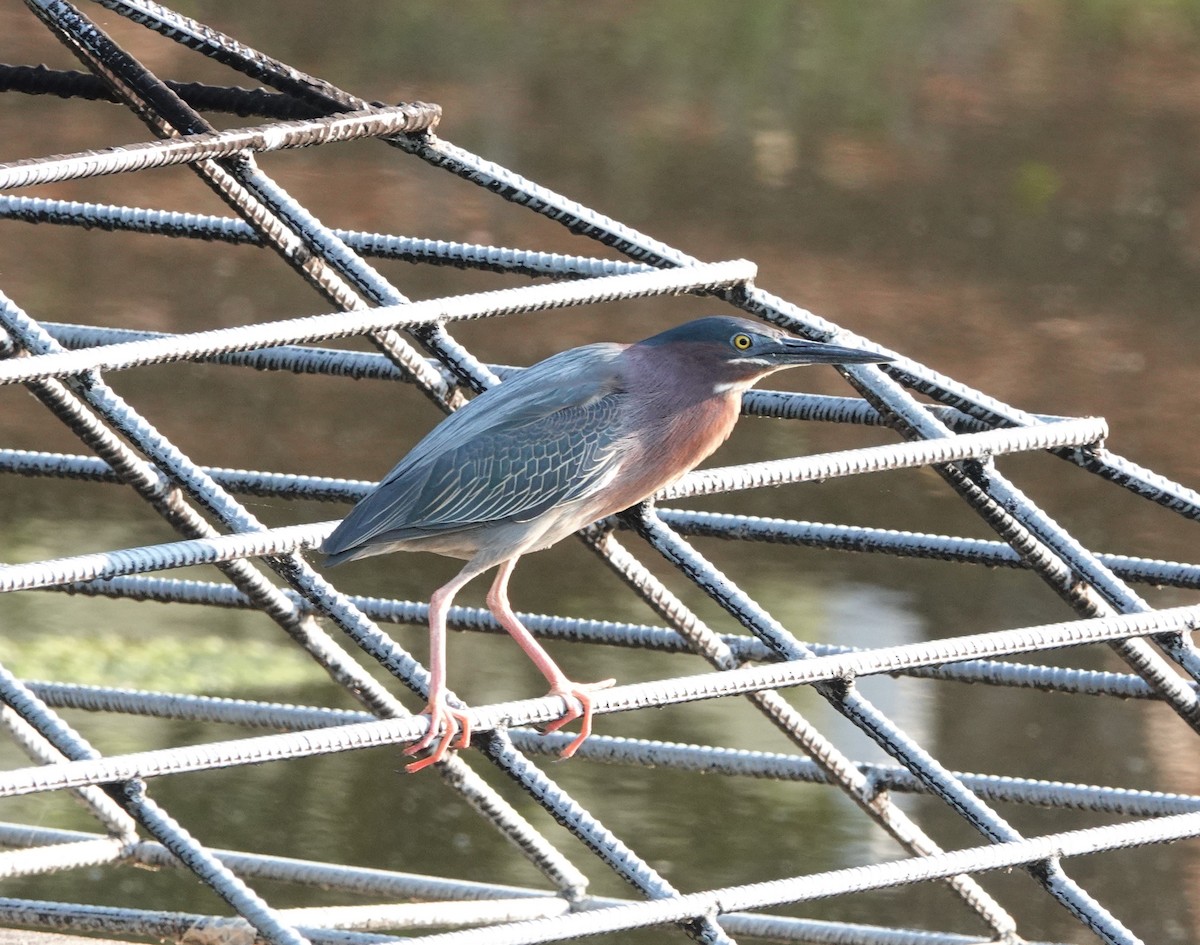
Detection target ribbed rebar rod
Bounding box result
[276,899,573,933]
[0,520,325,590]
[0,705,136,839]
[40,324,433,382]
[0,824,1080,944]
[0,61,330,118]
[0,104,439,190]
[5,602,1198,801]
[305,811,1200,945]
[18,324,935,435]
[0,194,652,278]
[632,509,1145,945]
[7,447,1195,590]
[0,823,557,902]
[656,508,1200,588]
[1066,444,1200,522]
[33,575,1200,702]
[719,915,1059,945]
[23,681,370,728]
[0,662,311,945]
[579,528,1015,933]
[515,732,1200,818]
[0,893,1067,945]
[664,417,1107,500]
[0,259,756,385]
[19,683,1197,818]
[0,446,373,501]
[0,898,393,945]
[28,323,905,425]
[0,839,131,880]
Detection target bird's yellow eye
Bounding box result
[732,333,753,351]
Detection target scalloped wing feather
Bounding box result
[321,344,627,560]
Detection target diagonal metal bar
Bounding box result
[630,506,1147,945]
[578,527,1017,935]
[0,706,136,840]
[0,663,311,945]
[0,894,1070,945]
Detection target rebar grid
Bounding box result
[0,4,1197,945]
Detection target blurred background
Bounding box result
[0,2,1198,942]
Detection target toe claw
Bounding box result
[404,699,471,773]
[541,678,614,760]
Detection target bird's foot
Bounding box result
[404,698,472,773]
[541,678,616,759]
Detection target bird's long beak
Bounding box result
[769,336,893,366]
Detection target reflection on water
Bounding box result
[1,2,1199,941]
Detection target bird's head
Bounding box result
[635,316,890,394]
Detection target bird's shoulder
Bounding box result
[489,342,628,415]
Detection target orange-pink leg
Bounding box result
[486,558,615,759]
[404,567,476,773]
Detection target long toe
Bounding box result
[404,700,472,773]
[542,678,616,759]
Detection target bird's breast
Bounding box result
[597,392,742,513]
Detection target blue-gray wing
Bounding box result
[321,344,628,561]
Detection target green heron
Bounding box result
[322,315,889,771]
